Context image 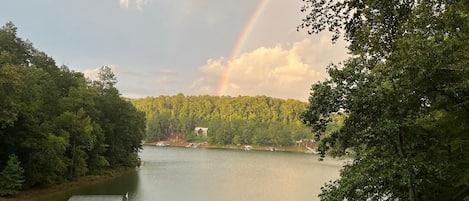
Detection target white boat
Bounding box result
[244,145,252,151]
[186,143,198,148]
[304,146,319,154]
[156,142,170,147]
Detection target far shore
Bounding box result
[145,141,318,153]
[0,167,135,201]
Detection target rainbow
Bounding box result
[216,0,270,96]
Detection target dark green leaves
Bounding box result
[0,154,25,196]
[132,95,310,147]
[0,22,145,194]
[299,0,469,200]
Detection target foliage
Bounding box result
[0,22,145,192]
[131,95,311,146]
[0,154,25,196]
[299,0,468,200]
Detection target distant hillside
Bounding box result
[131,94,312,146]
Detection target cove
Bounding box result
[33,146,342,201]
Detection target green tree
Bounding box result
[132,95,309,146]
[93,66,145,167]
[94,66,117,94]
[299,0,468,200]
[0,154,25,196]
[0,65,22,128]
[13,67,68,187]
[56,110,93,178]
[0,22,146,189]
[0,22,32,66]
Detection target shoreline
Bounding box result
[1,144,318,201]
[0,142,318,201]
[0,167,135,201]
[147,141,317,153]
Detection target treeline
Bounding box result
[0,22,145,196]
[299,0,469,200]
[131,95,313,146]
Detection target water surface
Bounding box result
[36,146,342,201]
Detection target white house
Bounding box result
[194,127,208,137]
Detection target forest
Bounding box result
[131,95,316,147]
[0,22,145,196]
[298,0,468,200]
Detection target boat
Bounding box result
[185,143,198,148]
[304,146,319,154]
[156,142,170,147]
[244,145,252,151]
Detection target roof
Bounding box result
[68,195,125,201]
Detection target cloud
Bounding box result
[82,65,178,98]
[82,68,100,81]
[191,37,348,101]
[82,65,119,81]
[155,70,177,85]
[155,70,177,76]
[119,0,129,8]
[119,0,146,10]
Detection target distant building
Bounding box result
[194,127,208,137]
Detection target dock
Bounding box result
[68,194,128,201]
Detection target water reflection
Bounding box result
[132,147,342,201]
[34,171,139,201]
[34,146,342,201]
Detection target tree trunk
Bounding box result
[69,142,75,179]
[409,184,422,201]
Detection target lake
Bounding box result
[35,146,343,201]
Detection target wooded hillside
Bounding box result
[0,22,145,195]
[131,95,313,146]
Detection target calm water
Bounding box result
[35,146,343,201]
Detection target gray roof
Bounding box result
[68,195,125,201]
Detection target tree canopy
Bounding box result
[299,0,468,200]
[131,95,312,147]
[0,22,145,194]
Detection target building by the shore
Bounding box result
[194,127,208,137]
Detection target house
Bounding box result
[194,127,208,137]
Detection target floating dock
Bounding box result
[68,195,127,201]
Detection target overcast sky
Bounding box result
[1,0,348,101]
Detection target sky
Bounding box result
[1,0,349,101]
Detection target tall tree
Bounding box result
[93,66,145,167]
[299,0,468,200]
[94,66,118,95]
[56,110,93,178]
[0,154,24,196]
[0,65,22,128]
[0,22,146,191]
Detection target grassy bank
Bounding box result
[0,167,135,201]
